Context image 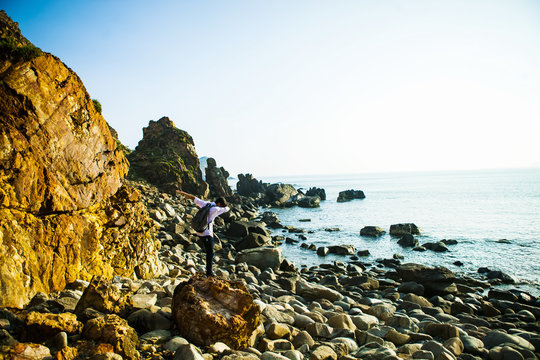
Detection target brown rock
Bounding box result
[75,276,133,317]
[172,275,261,350]
[205,157,233,197]
[443,337,464,356]
[386,328,411,346]
[127,117,209,196]
[24,312,82,341]
[266,323,291,340]
[424,323,460,340]
[82,314,139,360]
[0,12,163,308]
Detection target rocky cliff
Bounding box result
[0,11,164,308]
[127,117,209,196]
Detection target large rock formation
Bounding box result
[0,12,163,308]
[236,174,267,198]
[205,157,232,197]
[127,117,209,196]
[172,275,261,350]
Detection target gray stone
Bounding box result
[482,331,535,350]
[236,247,283,271]
[173,343,204,360]
[296,280,344,302]
[140,329,172,344]
[164,336,189,352]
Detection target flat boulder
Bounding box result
[235,233,272,251]
[328,245,355,255]
[396,263,457,297]
[236,247,283,271]
[298,196,321,208]
[482,331,535,351]
[360,226,386,237]
[337,190,365,202]
[296,280,343,302]
[172,275,261,349]
[389,223,421,236]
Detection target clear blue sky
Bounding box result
[3,0,540,176]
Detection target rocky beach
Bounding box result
[1,9,539,360]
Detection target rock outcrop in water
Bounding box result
[127,116,209,196]
[0,12,163,308]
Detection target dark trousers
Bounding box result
[200,235,214,276]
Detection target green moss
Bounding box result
[0,36,42,61]
[92,99,102,114]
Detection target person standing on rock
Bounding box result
[176,190,230,277]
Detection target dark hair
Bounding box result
[215,197,227,207]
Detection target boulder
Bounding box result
[423,241,449,252]
[482,331,534,350]
[389,223,421,236]
[360,226,386,237]
[298,196,321,208]
[82,314,140,360]
[398,234,418,247]
[306,187,326,201]
[127,117,209,195]
[236,174,268,198]
[205,157,233,197]
[171,275,261,349]
[265,184,298,206]
[235,233,273,251]
[328,245,355,255]
[23,312,82,341]
[75,276,133,317]
[396,263,457,297]
[236,247,283,271]
[337,190,365,202]
[296,280,344,302]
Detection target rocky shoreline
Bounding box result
[1,181,538,360]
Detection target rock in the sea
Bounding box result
[236,174,268,198]
[328,245,355,255]
[205,157,233,197]
[236,247,283,271]
[265,184,298,206]
[360,226,386,237]
[298,195,321,208]
[171,275,261,349]
[82,314,140,360]
[127,116,209,196]
[306,187,326,201]
[337,189,365,202]
[0,12,163,308]
[389,223,421,236]
[423,241,449,252]
[397,234,419,247]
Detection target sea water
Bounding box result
[255,168,540,295]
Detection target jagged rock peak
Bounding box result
[205,157,233,197]
[127,116,209,196]
[0,10,33,46]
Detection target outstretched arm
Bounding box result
[176,190,195,201]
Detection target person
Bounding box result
[176,190,230,277]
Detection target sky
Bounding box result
[3,0,540,177]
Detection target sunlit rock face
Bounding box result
[172,275,261,350]
[0,10,164,308]
[127,116,209,196]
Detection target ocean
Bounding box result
[254,168,540,295]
